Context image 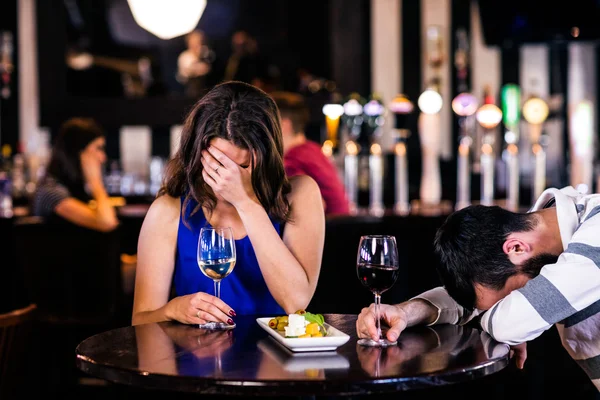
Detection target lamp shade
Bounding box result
[343,99,363,116]
[418,89,443,114]
[522,97,549,124]
[127,0,207,40]
[322,104,344,119]
[451,93,478,116]
[364,99,385,116]
[389,94,414,114]
[475,104,502,129]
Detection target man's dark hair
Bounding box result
[270,91,310,135]
[433,205,536,310]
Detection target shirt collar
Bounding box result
[530,187,580,251]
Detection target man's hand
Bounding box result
[356,299,439,342]
[510,342,527,369]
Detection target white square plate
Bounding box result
[256,317,351,352]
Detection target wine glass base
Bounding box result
[357,338,397,347]
[198,322,236,330]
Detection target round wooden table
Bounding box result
[75,314,510,396]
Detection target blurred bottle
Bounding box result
[0,172,13,218]
[1,144,12,172]
[149,156,165,195]
[11,153,27,203]
[105,160,122,195]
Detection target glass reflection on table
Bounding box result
[357,324,509,378]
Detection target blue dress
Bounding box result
[174,196,285,315]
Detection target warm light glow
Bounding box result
[522,97,549,124]
[458,143,469,156]
[389,95,414,114]
[322,104,344,118]
[451,93,478,117]
[504,131,517,144]
[127,0,206,40]
[343,99,363,116]
[363,100,385,116]
[370,143,382,156]
[571,101,593,156]
[507,143,518,155]
[532,143,543,155]
[418,89,443,114]
[476,104,503,129]
[346,141,359,156]
[321,140,334,157]
[481,143,493,155]
[394,142,406,156]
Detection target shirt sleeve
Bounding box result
[34,182,70,217]
[480,213,600,345]
[284,157,305,178]
[413,286,483,326]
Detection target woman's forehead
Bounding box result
[209,138,250,165]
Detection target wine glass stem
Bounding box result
[374,292,382,341]
[214,280,221,299]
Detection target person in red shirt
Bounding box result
[271,91,350,216]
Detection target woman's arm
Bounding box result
[237,175,325,313]
[131,195,180,325]
[54,179,118,232]
[131,194,234,326]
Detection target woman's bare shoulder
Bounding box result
[287,175,321,202]
[144,194,181,225]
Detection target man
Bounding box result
[177,30,213,98]
[356,186,600,390]
[271,91,350,216]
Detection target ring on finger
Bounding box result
[197,310,201,318]
[214,166,220,174]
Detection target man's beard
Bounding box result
[520,253,560,278]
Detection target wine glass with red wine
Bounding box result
[356,235,399,347]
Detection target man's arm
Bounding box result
[413,286,483,326]
[480,217,600,345]
[356,287,481,342]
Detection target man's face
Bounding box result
[474,252,559,310]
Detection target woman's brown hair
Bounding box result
[159,81,291,224]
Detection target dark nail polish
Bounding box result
[227,318,234,325]
[229,310,236,317]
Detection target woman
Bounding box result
[32,117,119,232]
[132,81,325,326]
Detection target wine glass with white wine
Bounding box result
[197,226,236,329]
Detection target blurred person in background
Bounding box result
[271,91,350,216]
[223,31,272,91]
[177,30,214,98]
[131,81,325,326]
[32,117,119,232]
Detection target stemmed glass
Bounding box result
[197,226,237,330]
[356,235,399,347]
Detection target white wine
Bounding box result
[199,257,236,280]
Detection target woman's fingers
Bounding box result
[206,146,236,169]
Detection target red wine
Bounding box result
[357,263,399,294]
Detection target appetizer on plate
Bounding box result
[267,310,326,338]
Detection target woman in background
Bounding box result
[32,117,118,232]
[132,81,325,326]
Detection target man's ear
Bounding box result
[503,235,531,265]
